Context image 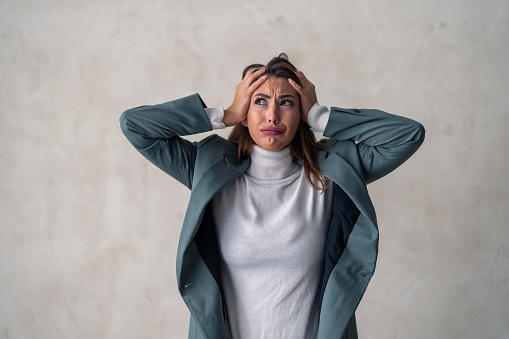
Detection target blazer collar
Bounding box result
[225,156,251,174]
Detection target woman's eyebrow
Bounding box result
[254,93,271,98]
[278,94,296,99]
[253,93,296,99]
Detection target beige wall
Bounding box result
[1,0,508,338]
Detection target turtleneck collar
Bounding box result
[246,145,301,180]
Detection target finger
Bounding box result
[295,71,310,85]
[248,67,266,78]
[243,67,266,87]
[250,75,267,91]
[244,67,267,91]
[288,78,303,95]
[247,77,267,98]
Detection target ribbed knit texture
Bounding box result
[211,145,333,339]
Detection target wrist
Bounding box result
[223,107,244,127]
[307,103,329,132]
[301,101,317,123]
[204,107,226,130]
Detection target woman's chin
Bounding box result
[251,133,291,152]
[257,141,286,152]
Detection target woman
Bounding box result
[120,54,425,339]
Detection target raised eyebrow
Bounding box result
[278,94,296,99]
[254,93,271,99]
[253,94,296,99]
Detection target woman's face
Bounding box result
[242,76,301,152]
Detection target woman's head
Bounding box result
[239,54,303,152]
[229,53,327,190]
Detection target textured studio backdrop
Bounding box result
[1,0,508,338]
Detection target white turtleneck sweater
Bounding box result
[206,104,333,339]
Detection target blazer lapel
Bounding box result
[319,152,377,222]
[176,156,250,278]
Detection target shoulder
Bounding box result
[319,138,357,158]
[192,134,245,184]
[196,134,239,162]
[198,134,237,154]
[318,138,365,179]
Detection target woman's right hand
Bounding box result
[223,67,267,127]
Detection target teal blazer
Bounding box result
[120,94,425,339]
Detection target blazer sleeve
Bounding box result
[119,93,212,189]
[323,107,425,184]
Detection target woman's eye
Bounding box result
[281,100,293,106]
[254,98,267,105]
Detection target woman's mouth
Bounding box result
[260,127,284,135]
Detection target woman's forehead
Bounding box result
[256,77,298,96]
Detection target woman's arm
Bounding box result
[289,72,425,185]
[119,93,211,189]
[324,107,425,184]
[120,68,268,188]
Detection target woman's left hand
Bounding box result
[288,71,318,123]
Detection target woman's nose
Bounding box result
[267,104,279,123]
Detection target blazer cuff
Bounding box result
[307,103,330,132]
[204,107,226,130]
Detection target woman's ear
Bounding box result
[241,120,248,127]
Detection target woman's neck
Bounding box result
[247,145,300,180]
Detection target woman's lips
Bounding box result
[260,127,284,135]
